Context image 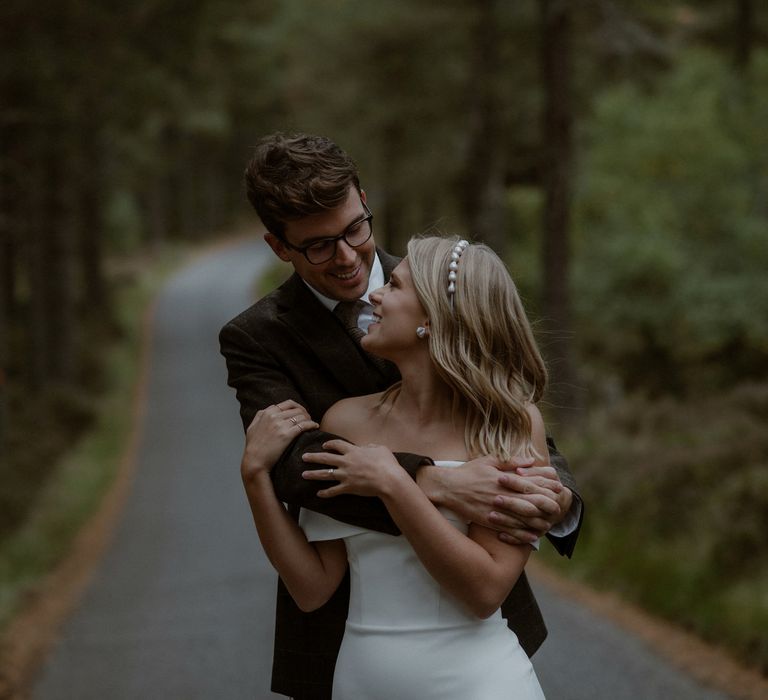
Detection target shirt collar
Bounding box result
[304,253,385,312]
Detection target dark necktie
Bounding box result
[334,299,391,373]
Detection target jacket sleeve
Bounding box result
[271,431,432,535]
[545,436,584,558]
[219,319,431,535]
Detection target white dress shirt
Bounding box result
[303,253,384,332]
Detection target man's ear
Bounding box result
[264,232,292,263]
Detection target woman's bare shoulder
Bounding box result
[320,392,384,436]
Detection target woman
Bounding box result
[241,236,548,699]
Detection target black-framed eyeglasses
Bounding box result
[284,202,374,264]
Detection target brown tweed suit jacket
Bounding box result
[219,248,581,700]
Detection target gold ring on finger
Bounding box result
[289,416,299,426]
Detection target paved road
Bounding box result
[32,239,732,700]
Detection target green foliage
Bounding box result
[1,387,97,538]
[255,260,293,301]
[551,382,768,671]
[105,189,145,252]
[573,48,768,395]
[505,187,543,308]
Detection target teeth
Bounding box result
[334,268,358,280]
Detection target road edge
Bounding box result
[528,559,768,700]
[0,293,155,700]
[0,234,252,700]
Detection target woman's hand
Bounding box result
[241,400,318,484]
[301,440,404,498]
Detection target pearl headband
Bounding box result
[447,239,470,309]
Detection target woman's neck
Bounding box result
[389,355,464,429]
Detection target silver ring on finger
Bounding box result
[327,468,335,476]
[289,416,299,426]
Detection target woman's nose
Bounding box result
[369,286,384,305]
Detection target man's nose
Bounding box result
[334,237,357,265]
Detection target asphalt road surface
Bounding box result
[32,239,733,700]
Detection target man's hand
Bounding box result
[417,457,567,545]
[492,465,573,544]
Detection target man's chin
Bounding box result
[330,278,369,301]
[335,288,366,303]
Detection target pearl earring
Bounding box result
[416,326,428,339]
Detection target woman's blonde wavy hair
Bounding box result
[403,235,547,461]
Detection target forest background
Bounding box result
[1,0,767,677]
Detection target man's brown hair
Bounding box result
[245,133,361,239]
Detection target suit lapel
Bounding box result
[378,248,401,281]
[276,273,385,397]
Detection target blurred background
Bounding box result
[1,0,766,680]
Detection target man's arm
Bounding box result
[541,437,583,557]
[415,437,583,557]
[272,431,432,534]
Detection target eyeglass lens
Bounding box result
[306,218,372,264]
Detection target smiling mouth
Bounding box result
[332,265,360,280]
[372,312,382,322]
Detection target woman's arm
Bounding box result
[240,401,347,612]
[380,461,533,618]
[302,404,549,618]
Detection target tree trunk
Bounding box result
[41,130,77,385]
[26,136,49,392]
[458,0,507,252]
[734,0,754,72]
[78,118,107,312]
[381,122,407,256]
[177,136,201,239]
[145,166,169,248]
[539,0,578,425]
[0,163,9,467]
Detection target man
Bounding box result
[219,132,583,700]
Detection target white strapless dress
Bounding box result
[299,461,546,700]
